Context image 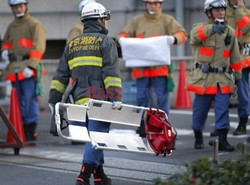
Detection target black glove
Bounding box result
[49,103,68,136]
[235,79,241,86]
[212,24,226,34]
[49,104,58,136]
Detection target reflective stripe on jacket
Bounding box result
[48,21,122,105]
[226,6,250,69]
[1,13,46,82]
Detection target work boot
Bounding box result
[194,131,204,149]
[136,122,146,138]
[93,165,112,185]
[76,163,95,185]
[247,136,250,144]
[218,129,234,152]
[23,124,34,141]
[24,123,37,141]
[23,124,29,140]
[30,123,38,140]
[233,117,248,136]
[210,130,219,137]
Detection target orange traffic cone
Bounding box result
[7,88,26,143]
[175,61,192,109]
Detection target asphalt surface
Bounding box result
[0,107,249,185]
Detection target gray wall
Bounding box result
[0,0,206,44]
[1,0,249,47]
[1,0,247,109]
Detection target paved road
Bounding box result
[0,108,249,185]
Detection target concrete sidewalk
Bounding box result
[0,110,186,183]
[0,146,186,183]
[2,108,247,184]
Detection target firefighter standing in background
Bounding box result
[66,0,96,44]
[48,2,122,185]
[187,0,242,152]
[1,0,46,141]
[118,0,187,137]
[227,0,249,135]
[210,0,250,136]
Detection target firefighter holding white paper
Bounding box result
[187,0,242,151]
[118,0,187,137]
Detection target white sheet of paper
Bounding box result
[119,36,171,67]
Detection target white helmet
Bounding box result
[78,0,96,15]
[81,2,110,22]
[142,0,164,2]
[8,0,28,6]
[204,0,227,12]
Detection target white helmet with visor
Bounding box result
[81,2,110,22]
[8,0,28,6]
[204,0,227,12]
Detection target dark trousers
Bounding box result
[12,77,39,125]
[192,88,230,131]
[237,67,250,119]
[136,77,169,115]
[83,120,110,166]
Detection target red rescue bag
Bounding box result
[145,109,177,156]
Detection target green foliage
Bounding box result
[155,155,250,185]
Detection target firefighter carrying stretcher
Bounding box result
[48,2,122,185]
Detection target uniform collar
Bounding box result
[13,13,30,24]
[84,21,109,35]
[144,9,162,20]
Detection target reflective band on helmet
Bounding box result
[9,0,28,6]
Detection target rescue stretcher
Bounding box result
[55,100,177,156]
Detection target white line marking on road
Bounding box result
[170,110,245,118]
[0,161,76,174]
[170,110,250,118]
